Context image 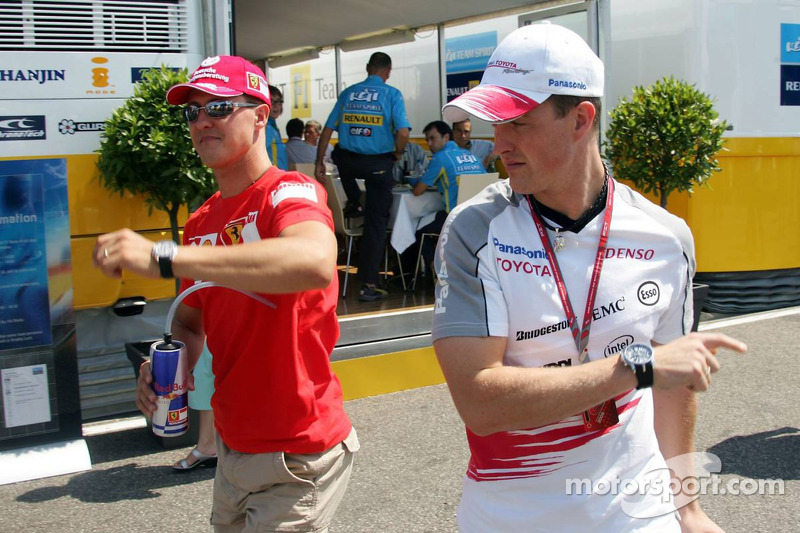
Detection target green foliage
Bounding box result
[603,76,727,208]
[96,65,217,241]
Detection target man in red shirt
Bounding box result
[94,55,357,532]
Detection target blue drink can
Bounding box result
[150,339,189,437]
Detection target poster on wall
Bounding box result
[780,23,800,106]
[0,158,79,447]
[445,32,497,102]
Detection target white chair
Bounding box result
[410,172,501,291]
[456,172,500,205]
[294,163,315,178]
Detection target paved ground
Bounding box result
[1,310,797,532]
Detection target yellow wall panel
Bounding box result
[332,347,445,400]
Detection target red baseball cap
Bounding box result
[166,55,271,106]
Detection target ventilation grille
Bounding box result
[0,0,188,52]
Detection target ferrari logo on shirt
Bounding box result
[223,223,243,245]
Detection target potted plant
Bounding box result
[603,76,728,327]
[97,65,217,292]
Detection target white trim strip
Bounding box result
[82,416,147,437]
[698,306,800,331]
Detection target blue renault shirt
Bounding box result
[324,75,411,155]
[417,141,485,213]
[266,117,288,170]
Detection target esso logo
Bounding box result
[637,281,660,306]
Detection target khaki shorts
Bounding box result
[211,427,359,532]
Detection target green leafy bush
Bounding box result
[97,65,217,242]
[603,76,727,208]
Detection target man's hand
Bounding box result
[314,160,327,184]
[135,360,157,417]
[94,228,160,279]
[654,332,746,391]
[135,358,195,418]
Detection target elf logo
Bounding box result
[638,281,660,306]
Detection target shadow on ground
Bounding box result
[708,426,800,480]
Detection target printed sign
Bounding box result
[780,23,800,106]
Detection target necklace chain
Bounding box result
[527,163,609,235]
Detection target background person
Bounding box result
[266,84,288,170]
[172,343,217,471]
[315,52,411,301]
[95,55,357,531]
[407,120,484,276]
[452,117,497,171]
[392,141,428,184]
[285,117,316,168]
[304,119,333,166]
[434,24,746,532]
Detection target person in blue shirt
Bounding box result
[315,52,411,301]
[266,85,288,170]
[409,120,485,278]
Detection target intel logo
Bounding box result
[604,335,634,357]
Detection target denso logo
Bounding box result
[492,238,545,259]
[456,153,478,165]
[605,248,655,260]
[604,335,634,357]
[349,88,380,102]
[637,281,660,306]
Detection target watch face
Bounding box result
[625,344,653,365]
[154,240,176,258]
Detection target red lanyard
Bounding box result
[524,179,615,363]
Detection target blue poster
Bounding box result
[0,159,70,350]
[445,32,497,74]
[781,23,800,64]
[780,24,800,106]
[445,32,497,105]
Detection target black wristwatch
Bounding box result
[620,343,654,389]
[151,240,178,279]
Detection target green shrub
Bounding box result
[603,76,728,208]
[97,65,217,243]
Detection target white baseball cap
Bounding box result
[442,22,604,124]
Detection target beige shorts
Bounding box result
[211,427,359,532]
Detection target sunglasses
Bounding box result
[183,101,261,123]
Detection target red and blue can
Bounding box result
[150,339,188,437]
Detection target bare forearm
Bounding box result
[394,128,410,155]
[436,337,637,435]
[173,229,336,294]
[316,128,334,164]
[654,386,696,459]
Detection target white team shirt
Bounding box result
[432,179,695,532]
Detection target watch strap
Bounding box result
[157,254,175,279]
[633,362,654,389]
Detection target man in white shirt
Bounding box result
[434,23,746,533]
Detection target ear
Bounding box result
[254,104,270,130]
[573,101,597,140]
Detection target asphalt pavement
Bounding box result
[1,309,798,533]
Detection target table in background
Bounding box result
[389,187,442,254]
